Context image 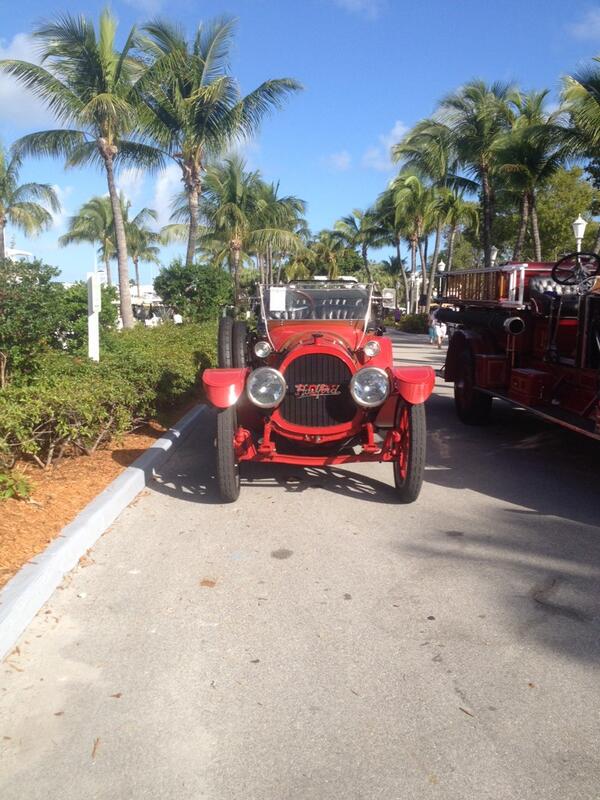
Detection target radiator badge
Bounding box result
[295,383,341,399]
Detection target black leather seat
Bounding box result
[528,276,580,315]
[318,298,366,319]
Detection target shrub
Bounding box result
[154,259,233,322]
[0,322,216,477]
[0,471,32,501]
[396,313,428,333]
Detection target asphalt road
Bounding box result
[1,332,600,800]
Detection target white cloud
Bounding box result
[362,120,408,172]
[153,164,182,227]
[118,168,145,203]
[0,33,58,130]
[332,0,386,19]
[324,150,352,171]
[567,8,600,39]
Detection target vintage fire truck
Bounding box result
[438,253,600,439]
[203,280,435,503]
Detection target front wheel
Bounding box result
[216,406,240,503]
[393,399,426,504]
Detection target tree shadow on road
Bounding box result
[424,391,600,528]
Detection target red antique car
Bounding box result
[203,280,435,503]
[438,253,600,439]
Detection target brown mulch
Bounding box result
[0,400,201,590]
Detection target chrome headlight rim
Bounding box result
[363,339,381,358]
[349,366,390,408]
[246,367,286,409]
[253,340,272,359]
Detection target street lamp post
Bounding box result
[572,215,587,252]
[437,259,446,298]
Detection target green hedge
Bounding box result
[395,313,428,333]
[0,322,216,478]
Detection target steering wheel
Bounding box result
[551,252,600,285]
[286,289,316,319]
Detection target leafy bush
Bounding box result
[0,260,119,385]
[0,322,216,479]
[154,259,233,321]
[0,259,64,385]
[396,313,428,333]
[0,471,32,500]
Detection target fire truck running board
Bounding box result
[479,389,600,441]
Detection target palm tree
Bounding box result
[496,90,571,260]
[0,147,60,260]
[333,209,381,281]
[433,190,479,271]
[438,80,519,268]
[59,195,115,285]
[124,204,160,295]
[563,58,600,253]
[137,18,301,267]
[373,187,410,303]
[391,173,435,286]
[253,180,307,282]
[310,231,345,279]
[392,119,476,309]
[0,9,163,327]
[200,157,302,302]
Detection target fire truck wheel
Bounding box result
[455,349,492,424]
[232,321,249,367]
[216,406,240,503]
[218,316,234,368]
[393,399,426,504]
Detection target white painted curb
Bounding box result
[0,404,207,662]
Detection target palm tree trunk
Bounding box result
[529,192,542,261]
[395,237,409,310]
[481,166,493,268]
[425,222,442,313]
[102,149,134,329]
[410,236,417,313]
[0,219,6,261]
[134,256,141,297]
[447,225,457,271]
[513,193,530,261]
[361,243,374,282]
[103,252,112,287]
[231,237,242,307]
[185,183,200,268]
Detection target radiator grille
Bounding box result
[279,353,356,427]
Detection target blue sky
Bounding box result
[1,0,600,282]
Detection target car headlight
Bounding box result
[363,340,380,358]
[350,367,389,407]
[254,340,272,359]
[246,367,286,408]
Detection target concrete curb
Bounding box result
[0,404,207,662]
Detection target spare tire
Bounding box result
[232,321,248,367]
[218,316,234,368]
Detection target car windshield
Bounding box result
[259,282,372,321]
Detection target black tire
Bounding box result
[454,348,492,425]
[216,405,240,503]
[232,321,248,367]
[218,316,233,368]
[393,399,426,504]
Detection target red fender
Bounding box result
[392,366,435,405]
[202,368,249,408]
